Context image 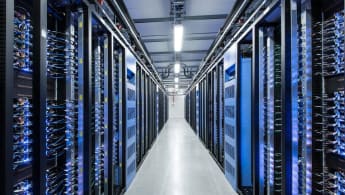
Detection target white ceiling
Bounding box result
[124,0,170,19]
[185,0,236,16]
[123,0,237,88]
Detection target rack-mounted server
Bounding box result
[186,60,225,169]
[135,67,165,168]
[224,47,237,189]
[310,1,345,194]
[0,0,169,194]
[185,0,345,194]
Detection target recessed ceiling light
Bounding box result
[174,24,184,52]
[174,77,179,83]
[174,63,180,74]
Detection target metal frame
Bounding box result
[32,1,48,193]
[0,0,14,194]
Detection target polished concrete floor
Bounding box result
[125,118,237,195]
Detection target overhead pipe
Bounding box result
[183,67,194,78]
[160,68,171,79]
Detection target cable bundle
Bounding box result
[322,12,345,76]
[13,6,33,72]
[13,97,33,170]
[46,100,66,159]
[46,167,66,194]
[13,179,32,195]
[47,30,78,79]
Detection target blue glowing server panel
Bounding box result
[224,45,237,189]
[125,49,137,188]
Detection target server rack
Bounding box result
[223,45,237,190]
[185,1,345,194]
[196,84,200,136]
[185,59,225,168]
[156,86,159,134]
[136,64,143,166]
[135,66,165,168]
[190,88,196,131]
[185,94,190,123]
[0,0,169,194]
[238,35,253,194]
[256,26,283,194]
[112,39,124,195]
[157,89,167,132]
[123,49,136,189]
[309,1,345,194]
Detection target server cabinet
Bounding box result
[309,1,345,194]
[0,0,168,194]
[112,40,124,194]
[218,61,224,167]
[288,0,312,194]
[90,17,111,194]
[156,88,159,134]
[135,65,141,166]
[134,63,165,168]
[202,78,207,145]
[0,0,14,194]
[0,1,89,194]
[185,94,190,123]
[212,68,219,159]
[140,69,146,162]
[1,0,44,193]
[249,4,284,194]
[196,84,200,136]
[124,49,136,188]
[185,59,224,167]
[190,88,196,131]
[165,95,168,122]
[46,5,88,195]
[238,38,253,194]
[144,73,149,153]
[206,74,212,150]
[185,1,345,194]
[224,45,237,189]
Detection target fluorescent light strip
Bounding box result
[174,63,180,74]
[174,24,184,52]
[174,77,179,83]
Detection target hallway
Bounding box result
[125,118,237,195]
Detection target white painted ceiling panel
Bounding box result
[124,0,170,19]
[145,41,171,52]
[123,0,238,89]
[185,0,236,16]
[154,62,172,67]
[183,39,214,51]
[135,22,172,37]
[184,19,225,35]
[151,54,174,62]
[180,53,205,60]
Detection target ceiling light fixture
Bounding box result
[175,84,179,89]
[174,77,179,83]
[174,63,180,74]
[174,24,184,52]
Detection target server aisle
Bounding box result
[185,0,345,195]
[125,118,237,195]
[0,0,169,194]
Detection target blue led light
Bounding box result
[13,97,33,170]
[13,7,33,73]
[13,179,32,195]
